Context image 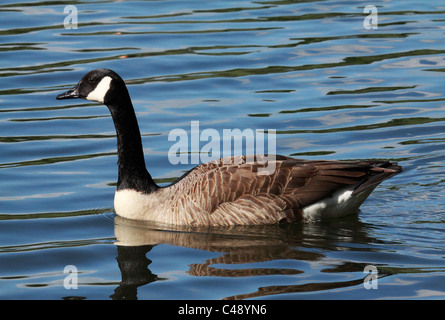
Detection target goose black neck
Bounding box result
[106,93,158,194]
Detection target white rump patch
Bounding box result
[302,187,369,221]
[86,76,112,103]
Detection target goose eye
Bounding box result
[88,76,96,83]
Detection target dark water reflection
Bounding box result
[111,216,392,300]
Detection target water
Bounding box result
[0,0,444,300]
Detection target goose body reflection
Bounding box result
[57,69,402,226]
[112,216,388,300]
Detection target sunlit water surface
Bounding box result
[0,0,444,300]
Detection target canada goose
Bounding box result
[57,69,402,226]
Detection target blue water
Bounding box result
[0,0,444,300]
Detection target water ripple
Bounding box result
[0,0,444,300]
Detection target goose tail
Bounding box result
[353,161,402,195]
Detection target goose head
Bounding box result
[56,69,127,106]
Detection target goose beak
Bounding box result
[56,85,80,100]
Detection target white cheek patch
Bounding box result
[86,76,112,103]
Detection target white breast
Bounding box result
[114,189,161,221]
[113,188,204,225]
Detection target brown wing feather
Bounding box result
[174,155,402,225]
